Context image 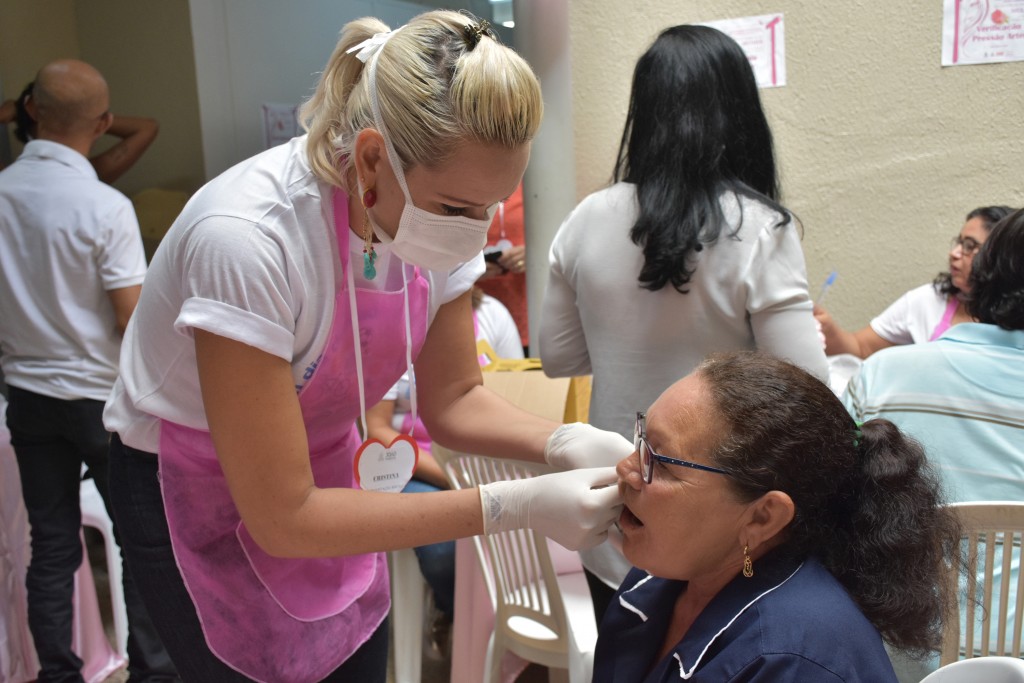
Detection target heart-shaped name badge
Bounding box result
[354,435,419,493]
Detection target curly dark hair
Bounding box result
[933,206,1014,298]
[696,351,961,656]
[966,207,1024,330]
[13,82,36,144]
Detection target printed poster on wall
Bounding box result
[942,0,1024,65]
[261,103,300,149]
[700,14,786,88]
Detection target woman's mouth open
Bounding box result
[619,505,644,532]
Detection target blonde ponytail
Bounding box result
[301,10,542,191]
[301,17,389,189]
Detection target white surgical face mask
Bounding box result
[365,41,495,271]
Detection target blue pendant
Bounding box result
[363,251,377,280]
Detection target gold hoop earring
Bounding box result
[743,544,754,578]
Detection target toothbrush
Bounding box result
[816,271,838,306]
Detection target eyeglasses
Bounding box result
[634,411,731,484]
[950,235,983,257]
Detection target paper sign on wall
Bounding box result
[942,0,1024,65]
[701,14,786,88]
[261,103,300,149]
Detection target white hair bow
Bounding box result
[346,28,401,63]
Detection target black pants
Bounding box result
[7,385,177,683]
[108,434,390,682]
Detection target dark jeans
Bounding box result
[108,434,390,682]
[6,385,177,683]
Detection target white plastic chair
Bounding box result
[389,547,425,683]
[940,502,1024,666]
[433,446,597,683]
[79,474,128,658]
[921,655,1024,682]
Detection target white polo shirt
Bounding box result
[0,140,146,401]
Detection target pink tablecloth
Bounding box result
[0,397,125,683]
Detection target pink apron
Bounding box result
[157,189,429,682]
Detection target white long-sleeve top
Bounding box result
[540,183,828,587]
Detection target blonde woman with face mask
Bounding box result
[101,12,630,682]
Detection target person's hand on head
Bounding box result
[0,99,16,125]
[479,467,623,550]
[545,422,635,470]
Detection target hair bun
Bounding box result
[463,19,496,49]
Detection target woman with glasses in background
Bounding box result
[594,350,961,683]
[815,205,1014,358]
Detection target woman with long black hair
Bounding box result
[539,24,829,618]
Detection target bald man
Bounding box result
[0,60,177,682]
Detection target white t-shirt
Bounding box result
[540,183,828,587]
[474,294,525,361]
[104,136,483,452]
[869,283,952,345]
[0,140,146,401]
[542,183,828,439]
[383,292,523,420]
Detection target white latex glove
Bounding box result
[479,467,623,550]
[544,422,635,471]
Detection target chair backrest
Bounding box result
[941,502,1024,666]
[922,655,1024,683]
[433,446,571,660]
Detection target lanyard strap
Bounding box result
[346,248,417,437]
[346,256,369,436]
[402,264,418,431]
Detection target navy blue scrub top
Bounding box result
[593,552,898,682]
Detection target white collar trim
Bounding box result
[674,563,804,679]
[617,563,805,680]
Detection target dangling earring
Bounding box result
[361,185,377,280]
[742,544,754,578]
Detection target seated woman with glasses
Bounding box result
[594,350,961,683]
[815,205,1014,358]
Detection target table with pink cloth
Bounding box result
[0,396,125,683]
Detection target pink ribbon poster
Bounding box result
[942,0,1024,65]
[260,102,300,149]
[701,14,786,88]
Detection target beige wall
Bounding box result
[570,0,1024,329]
[0,0,203,196]
[75,0,204,196]
[0,0,79,157]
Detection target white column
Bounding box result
[512,0,576,354]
